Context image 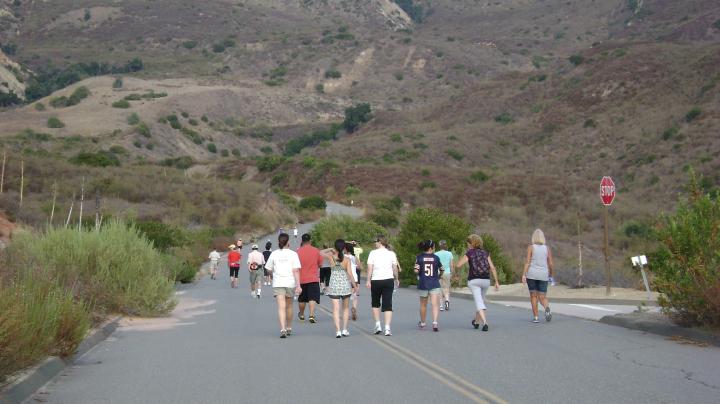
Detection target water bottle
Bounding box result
[549,276,556,287]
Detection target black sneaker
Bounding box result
[472,319,479,330]
[445,301,450,311]
[286,328,292,336]
[309,315,316,324]
[280,330,287,339]
[482,324,489,332]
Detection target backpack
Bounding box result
[250,262,258,270]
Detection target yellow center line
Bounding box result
[315,304,507,404]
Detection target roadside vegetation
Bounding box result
[650,174,720,328]
[0,221,176,382]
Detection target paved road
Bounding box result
[29,207,720,404]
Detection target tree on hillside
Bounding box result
[343,103,372,133]
[393,0,425,23]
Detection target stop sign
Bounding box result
[600,176,616,206]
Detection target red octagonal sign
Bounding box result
[600,176,616,206]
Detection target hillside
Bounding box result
[1,0,720,285]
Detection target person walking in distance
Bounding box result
[366,235,399,336]
[352,242,364,297]
[345,242,363,321]
[322,240,356,338]
[522,229,554,323]
[296,234,323,324]
[236,238,243,249]
[265,233,302,338]
[247,244,265,298]
[293,226,298,239]
[319,245,331,295]
[455,234,500,331]
[435,240,454,311]
[208,248,221,280]
[415,240,443,332]
[227,244,241,289]
[262,241,273,286]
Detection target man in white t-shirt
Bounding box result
[366,235,399,336]
[264,233,302,338]
[208,249,221,280]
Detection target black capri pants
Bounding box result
[229,265,240,278]
[371,279,395,312]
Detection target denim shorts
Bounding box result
[527,279,548,294]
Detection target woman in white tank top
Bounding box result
[522,229,555,323]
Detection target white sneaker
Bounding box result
[256,290,261,298]
[373,323,382,335]
[250,291,256,298]
[341,330,350,337]
[336,331,342,339]
[384,327,392,336]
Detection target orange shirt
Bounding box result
[297,245,323,284]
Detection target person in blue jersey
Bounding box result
[414,240,443,332]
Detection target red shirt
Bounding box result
[297,245,323,284]
[228,251,241,267]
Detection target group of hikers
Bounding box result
[208,228,555,338]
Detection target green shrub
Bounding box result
[393,0,425,23]
[343,103,372,133]
[182,40,197,49]
[271,173,287,186]
[470,170,489,182]
[583,119,597,128]
[47,117,65,128]
[188,118,199,126]
[315,84,324,93]
[137,122,151,138]
[685,107,701,123]
[369,209,399,228]
[34,102,46,111]
[394,72,404,81]
[568,54,584,66]
[124,93,142,101]
[714,19,720,30]
[212,43,226,53]
[446,149,464,161]
[112,99,131,109]
[260,146,273,154]
[257,155,285,172]
[68,86,90,105]
[662,126,679,141]
[69,151,120,167]
[494,112,513,124]
[161,156,195,169]
[420,180,436,189]
[207,143,217,153]
[299,195,327,210]
[109,145,127,155]
[231,148,240,157]
[181,111,189,118]
[283,126,339,156]
[112,77,123,88]
[310,215,386,247]
[651,175,720,327]
[325,69,342,79]
[127,113,140,125]
[220,149,229,157]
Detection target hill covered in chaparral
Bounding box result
[1,0,719,284]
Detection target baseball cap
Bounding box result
[252,244,258,250]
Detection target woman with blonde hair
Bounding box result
[522,229,554,323]
[455,234,500,331]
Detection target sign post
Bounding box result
[600,176,616,296]
[631,255,652,301]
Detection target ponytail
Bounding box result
[334,239,346,264]
[278,233,289,249]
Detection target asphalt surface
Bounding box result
[28,205,720,404]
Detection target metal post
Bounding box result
[639,264,652,300]
[604,205,611,296]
